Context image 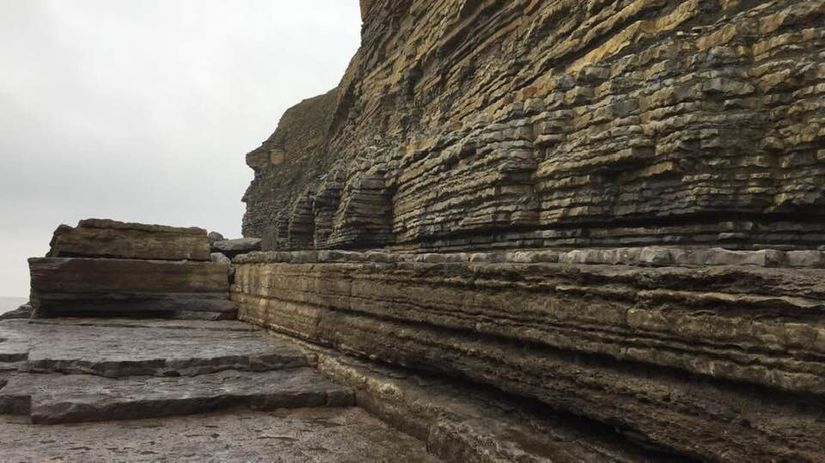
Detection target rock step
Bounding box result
[279,332,684,463]
[0,368,353,424]
[0,319,311,377]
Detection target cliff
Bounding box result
[243,0,825,252]
[232,1,825,460]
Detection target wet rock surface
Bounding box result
[2,369,352,424]
[0,317,442,461]
[0,318,353,424]
[0,408,439,463]
[0,319,309,377]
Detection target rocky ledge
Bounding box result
[231,248,825,461]
[0,317,438,461]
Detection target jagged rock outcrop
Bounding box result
[30,219,235,319]
[243,0,825,251]
[243,88,339,245]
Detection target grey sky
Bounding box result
[0,1,361,297]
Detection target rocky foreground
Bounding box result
[0,318,436,462]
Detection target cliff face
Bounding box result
[243,0,825,252]
[233,2,825,459]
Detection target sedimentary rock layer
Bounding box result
[0,319,308,377]
[0,369,352,424]
[0,318,352,425]
[232,252,825,461]
[49,218,210,261]
[29,257,234,319]
[267,330,679,462]
[243,0,825,252]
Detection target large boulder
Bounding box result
[48,219,210,261]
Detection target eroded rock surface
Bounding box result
[49,219,210,261]
[29,258,234,319]
[242,0,825,252]
[232,252,825,461]
[0,318,351,425]
[30,219,235,320]
[0,408,439,463]
[0,318,450,461]
[0,319,307,377]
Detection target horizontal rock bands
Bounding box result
[232,259,825,461]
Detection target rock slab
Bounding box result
[49,218,210,261]
[29,257,234,319]
[211,238,262,258]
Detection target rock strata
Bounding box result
[232,252,825,461]
[49,219,210,261]
[0,318,352,424]
[30,257,234,319]
[30,220,235,319]
[230,2,825,459]
[242,0,825,252]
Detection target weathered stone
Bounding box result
[29,257,234,319]
[210,252,231,265]
[241,0,825,253]
[0,318,309,377]
[0,368,352,424]
[0,303,31,321]
[48,219,210,261]
[273,332,674,462]
[0,408,439,462]
[207,231,225,243]
[232,257,825,461]
[211,238,262,258]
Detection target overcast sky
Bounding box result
[0,1,361,297]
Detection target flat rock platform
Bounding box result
[0,318,438,462]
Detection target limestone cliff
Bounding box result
[243,0,825,252]
[232,2,825,459]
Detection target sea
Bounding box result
[0,297,28,316]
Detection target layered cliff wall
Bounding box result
[231,249,825,461]
[243,0,825,251]
[234,2,825,460]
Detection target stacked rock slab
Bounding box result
[30,219,235,320]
